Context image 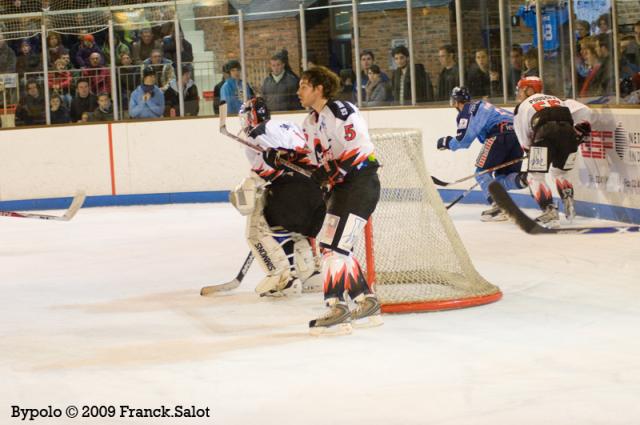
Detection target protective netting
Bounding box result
[354,129,502,313]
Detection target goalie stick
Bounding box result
[200,252,254,296]
[432,156,526,187]
[0,191,86,221]
[488,182,640,235]
[218,103,312,178]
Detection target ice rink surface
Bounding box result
[1,202,639,425]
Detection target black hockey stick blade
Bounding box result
[488,182,640,235]
[431,176,450,187]
[200,252,254,296]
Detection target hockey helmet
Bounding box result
[450,86,471,105]
[239,97,270,135]
[517,76,543,94]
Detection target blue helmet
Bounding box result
[450,86,471,104]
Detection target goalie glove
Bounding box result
[574,121,591,144]
[437,136,453,150]
[311,160,344,188]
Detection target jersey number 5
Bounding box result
[344,124,356,141]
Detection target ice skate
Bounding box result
[559,187,576,222]
[351,294,383,328]
[535,205,560,228]
[309,298,352,336]
[480,203,508,222]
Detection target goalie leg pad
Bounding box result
[293,236,322,293]
[321,250,372,301]
[247,206,296,296]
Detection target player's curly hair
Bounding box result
[300,66,341,100]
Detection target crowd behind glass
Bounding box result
[0,0,639,129]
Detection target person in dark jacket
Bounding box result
[49,93,71,124]
[75,34,103,68]
[436,44,459,101]
[0,34,17,73]
[391,45,433,104]
[261,52,301,111]
[69,79,98,122]
[162,27,194,65]
[466,48,501,98]
[15,39,42,79]
[15,80,45,126]
[164,64,199,116]
[91,93,114,121]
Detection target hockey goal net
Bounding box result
[354,129,502,314]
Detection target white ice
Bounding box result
[1,202,639,425]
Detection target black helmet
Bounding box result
[239,97,270,135]
[450,86,471,104]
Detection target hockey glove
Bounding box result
[311,160,343,188]
[262,148,292,170]
[574,121,591,144]
[437,136,453,150]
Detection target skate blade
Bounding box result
[309,322,352,336]
[480,215,509,222]
[352,314,384,329]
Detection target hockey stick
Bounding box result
[432,156,526,187]
[488,182,640,235]
[446,182,480,210]
[0,191,86,221]
[219,103,312,178]
[200,252,254,296]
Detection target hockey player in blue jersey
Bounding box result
[437,87,528,221]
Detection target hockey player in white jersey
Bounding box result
[513,76,592,226]
[263,66,383,335]
[230,97,326,297]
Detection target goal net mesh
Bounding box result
[354,128,502,313]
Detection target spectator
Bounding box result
[0,34,17,73]
[621,34,639,69]
[80,111,90,123]
[101,34,130,66]
[49,58,73,106]
[595,33,614,95]
[75,34,103,68]
[579,37,603,97]
[82,52,111,95]
[337,69,355,102]
[15,39,42,79]
[129,67,164,119]
[575,20,591,44]
[261,52,301,111]
[131,28,161,65]
[220,60,253,114]
[164,64,199,117]
[213,62,229,115]
[69,79,97,122]
[162,26,194,65]
[436,44,459,101]
[364,64,391,107]
[391,45,433,104]
[523,48,539,77]
[49,93,71,124]
[467,48,500,98]
[46,32,66,66]
[118,52,140,114]
[596,13,611,34]
[356,50,389,100]
[509,44,523,96]
[575,20,591,86]
[91,93,113,121]
[142,48,175,92]
[15,80,45,126]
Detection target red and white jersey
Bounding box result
[301,100,375,177]
[514,93,591,149]
[245,119,308,181]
